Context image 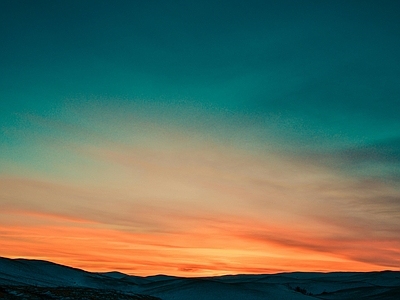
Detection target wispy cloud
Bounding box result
[1,0,400,275]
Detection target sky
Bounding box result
[1,0,400,276]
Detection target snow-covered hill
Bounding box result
[1,256,399,299]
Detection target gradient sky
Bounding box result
[1,0,400,276]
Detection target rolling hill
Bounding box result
[1,256,399,299]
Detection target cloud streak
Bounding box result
[1,111,399,275]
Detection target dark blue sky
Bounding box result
[2,0,399,170]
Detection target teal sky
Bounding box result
[2,0,400,179]
[1,1,400,274]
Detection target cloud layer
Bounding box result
[1,1,399,275]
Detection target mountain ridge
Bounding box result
[1,256,399,299]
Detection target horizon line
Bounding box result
[2,255,398,278]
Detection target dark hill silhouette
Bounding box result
[1,256,399,299]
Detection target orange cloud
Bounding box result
[1,206,398,276]
[1,116,399,276]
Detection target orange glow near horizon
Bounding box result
[1,208,399,277]
[1,117,400,277]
